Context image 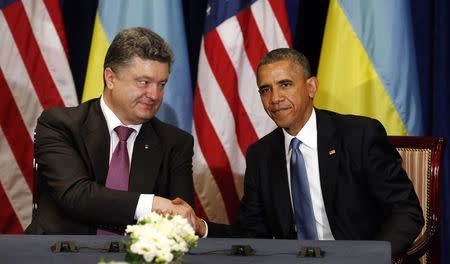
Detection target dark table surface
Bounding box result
[0,235,391,263]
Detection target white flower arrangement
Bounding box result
[124,212,198,264]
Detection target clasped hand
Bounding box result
[152,196,206,236]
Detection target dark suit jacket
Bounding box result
[209,109,423,256]
[25,99,194,234]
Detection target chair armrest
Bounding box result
[392,218,438,263]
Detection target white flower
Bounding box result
[125,212,199,264]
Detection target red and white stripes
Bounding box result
[193,0,291,224]
[0,0,77,233]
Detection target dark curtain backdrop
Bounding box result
[62,1,449,262]
[61,0,98,101]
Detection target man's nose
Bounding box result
[144,83,162,99]
[270,87,283,103]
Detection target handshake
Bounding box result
[152,196,206,236]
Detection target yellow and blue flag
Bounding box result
[83,0,192,132]
[317,0,422,135]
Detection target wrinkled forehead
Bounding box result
[113,56,169,74]
[257,59,306,77]
[257,59,305,81]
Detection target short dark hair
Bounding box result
[104,27,174,74]
[257,48,312,78]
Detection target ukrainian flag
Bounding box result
[83,0,192,132]
[316,0,423,136]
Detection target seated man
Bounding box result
[26,27,196,234]
[185,48,424,257]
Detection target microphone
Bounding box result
[51,241,79,253]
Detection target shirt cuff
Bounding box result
[134,194,154,220]
[201,218,208,238]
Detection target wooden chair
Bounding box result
[32,130,40,217]
[32,155,39,216]
[388,136,445,264]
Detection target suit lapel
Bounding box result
[128,121,163,193]
[316,109,340,230]
[81,100,110,184]
[81,101,162,191]
[269,128,295,235]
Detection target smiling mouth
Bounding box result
[137,101,156,109]
[271,107,291,115]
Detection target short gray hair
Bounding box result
[257,48,311,78]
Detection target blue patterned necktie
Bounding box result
[290,138,318,240]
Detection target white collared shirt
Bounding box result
[100,96,153,219]
[100,97,141,163]
[283,109,334,240]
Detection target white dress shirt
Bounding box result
[100,97,153,220]
[283,109,334,240]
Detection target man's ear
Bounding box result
[306,76,319,99]
[104,68,115,90]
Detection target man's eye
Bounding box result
[259,87,270,94]
[280,82,291,87]
[138,80,148,86]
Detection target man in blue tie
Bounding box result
[26,27,196,235]
[191,48,423,257]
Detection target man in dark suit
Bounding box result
[189,48,423,257]
[25,27,196,234]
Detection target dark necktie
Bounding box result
[97,126,134,236]
[105,126,134,191]
[290,138,318,240]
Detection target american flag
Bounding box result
[193,0,292,224]
[0,0,77,233]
